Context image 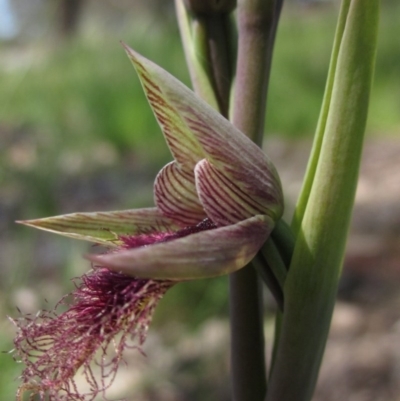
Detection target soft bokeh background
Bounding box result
[1,0,399,400]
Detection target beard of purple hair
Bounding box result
[12,218,216,400]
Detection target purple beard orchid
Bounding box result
[11,45,283,401]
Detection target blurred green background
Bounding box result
[1,0,399,400]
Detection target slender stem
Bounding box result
[229,264,267,401]
[269,309,282,378]
[260,238,287,292]
[204,14,235,116]
[270,219,296,269]
[229,1,283,400]
[267,220,295,377]
[252,252,284,311]
[231,0,283,144]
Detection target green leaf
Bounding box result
[267,2,380,400]
[292,0,352,234]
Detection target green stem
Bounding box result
[264,220,295,375]
[260,238,287,293]
[269,309,282,379]
[252,252,284,311]
[257,218,297,309]
[229,264,268,400]
[266,2,380,401]
[202,14,236,116]
[270,219,295,269]
[229,1,283,400]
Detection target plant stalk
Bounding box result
[229,1,283,400]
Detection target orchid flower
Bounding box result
[11,46,283,401]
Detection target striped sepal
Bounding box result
[125,45,204,168]
[154,161,206,226]
[123,46,283,222]
[17,208,179,246]
[195,159,269,226]
[160,95,284,222]
[88,215,274,280]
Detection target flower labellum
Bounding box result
[12,45,283,400]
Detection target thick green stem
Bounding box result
[266,2,379,401]
[229,1,283,400]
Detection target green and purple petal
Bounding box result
[154,161,207,226]
[18,208,179,246]
[125,43,204,169]
[87,215,274,280]
[195,159,270,226]
[125,46,284,223]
